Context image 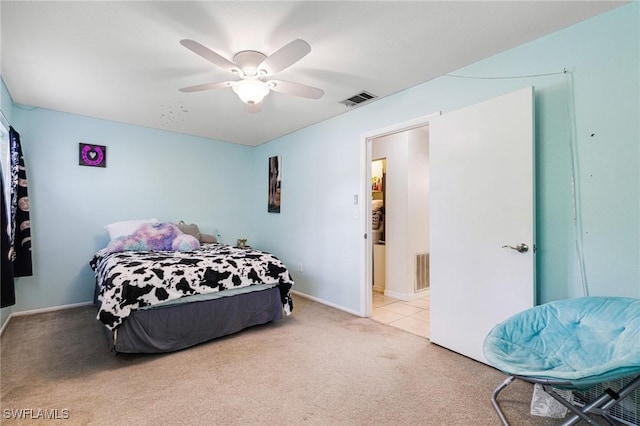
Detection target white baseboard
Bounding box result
[0,301,94,337]
[0,314,12,337]
[290,290,363,317]
[10,301,95,318]
[384,288,429,301]
[2,292,374,335]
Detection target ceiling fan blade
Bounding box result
[268,80,324,99]
[178,81,234,93]
[258,39,311,75]
[247,102,263,113]
[180,39,240,74]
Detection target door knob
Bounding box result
[502,243,529,253]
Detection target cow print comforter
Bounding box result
[90,243,294,330]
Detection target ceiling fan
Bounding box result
[179,39,324,113]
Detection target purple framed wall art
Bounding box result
[79,143,107,168]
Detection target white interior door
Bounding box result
[429,86,535,364]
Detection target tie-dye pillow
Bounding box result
[106,222,200,253]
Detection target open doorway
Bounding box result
[360,114,435,338]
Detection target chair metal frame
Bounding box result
[491,373,640,426]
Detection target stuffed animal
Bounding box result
[106,222,200,253]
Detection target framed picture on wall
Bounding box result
[79,143,107,168]
[268,155,281,213]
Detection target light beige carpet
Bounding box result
[1,295,558,425]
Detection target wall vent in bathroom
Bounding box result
[415,252,429,292]
[339,91,378,107]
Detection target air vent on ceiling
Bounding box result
[339,91,378,107]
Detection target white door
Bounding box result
[429,86,535,364]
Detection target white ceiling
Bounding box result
[0,1,625,147]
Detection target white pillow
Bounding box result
[104,218,159,240]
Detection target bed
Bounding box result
[90,237,294,354]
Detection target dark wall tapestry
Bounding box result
[268,156,281,213]
[9,127,32,278]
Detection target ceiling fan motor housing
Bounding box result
[232,50,268,77]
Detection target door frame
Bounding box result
[359,112,440,317]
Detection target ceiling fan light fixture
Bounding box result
[232,79,270,104]
[179,38,323,111]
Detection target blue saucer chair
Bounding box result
[484,296,640,426]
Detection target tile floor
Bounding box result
[371,289,430,338]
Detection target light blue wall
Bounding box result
[7,106,255,313]
[1,80,13,123]
[2,3,638,323]
[252,3,639,311]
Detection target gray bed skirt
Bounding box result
[99,286,283,353]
